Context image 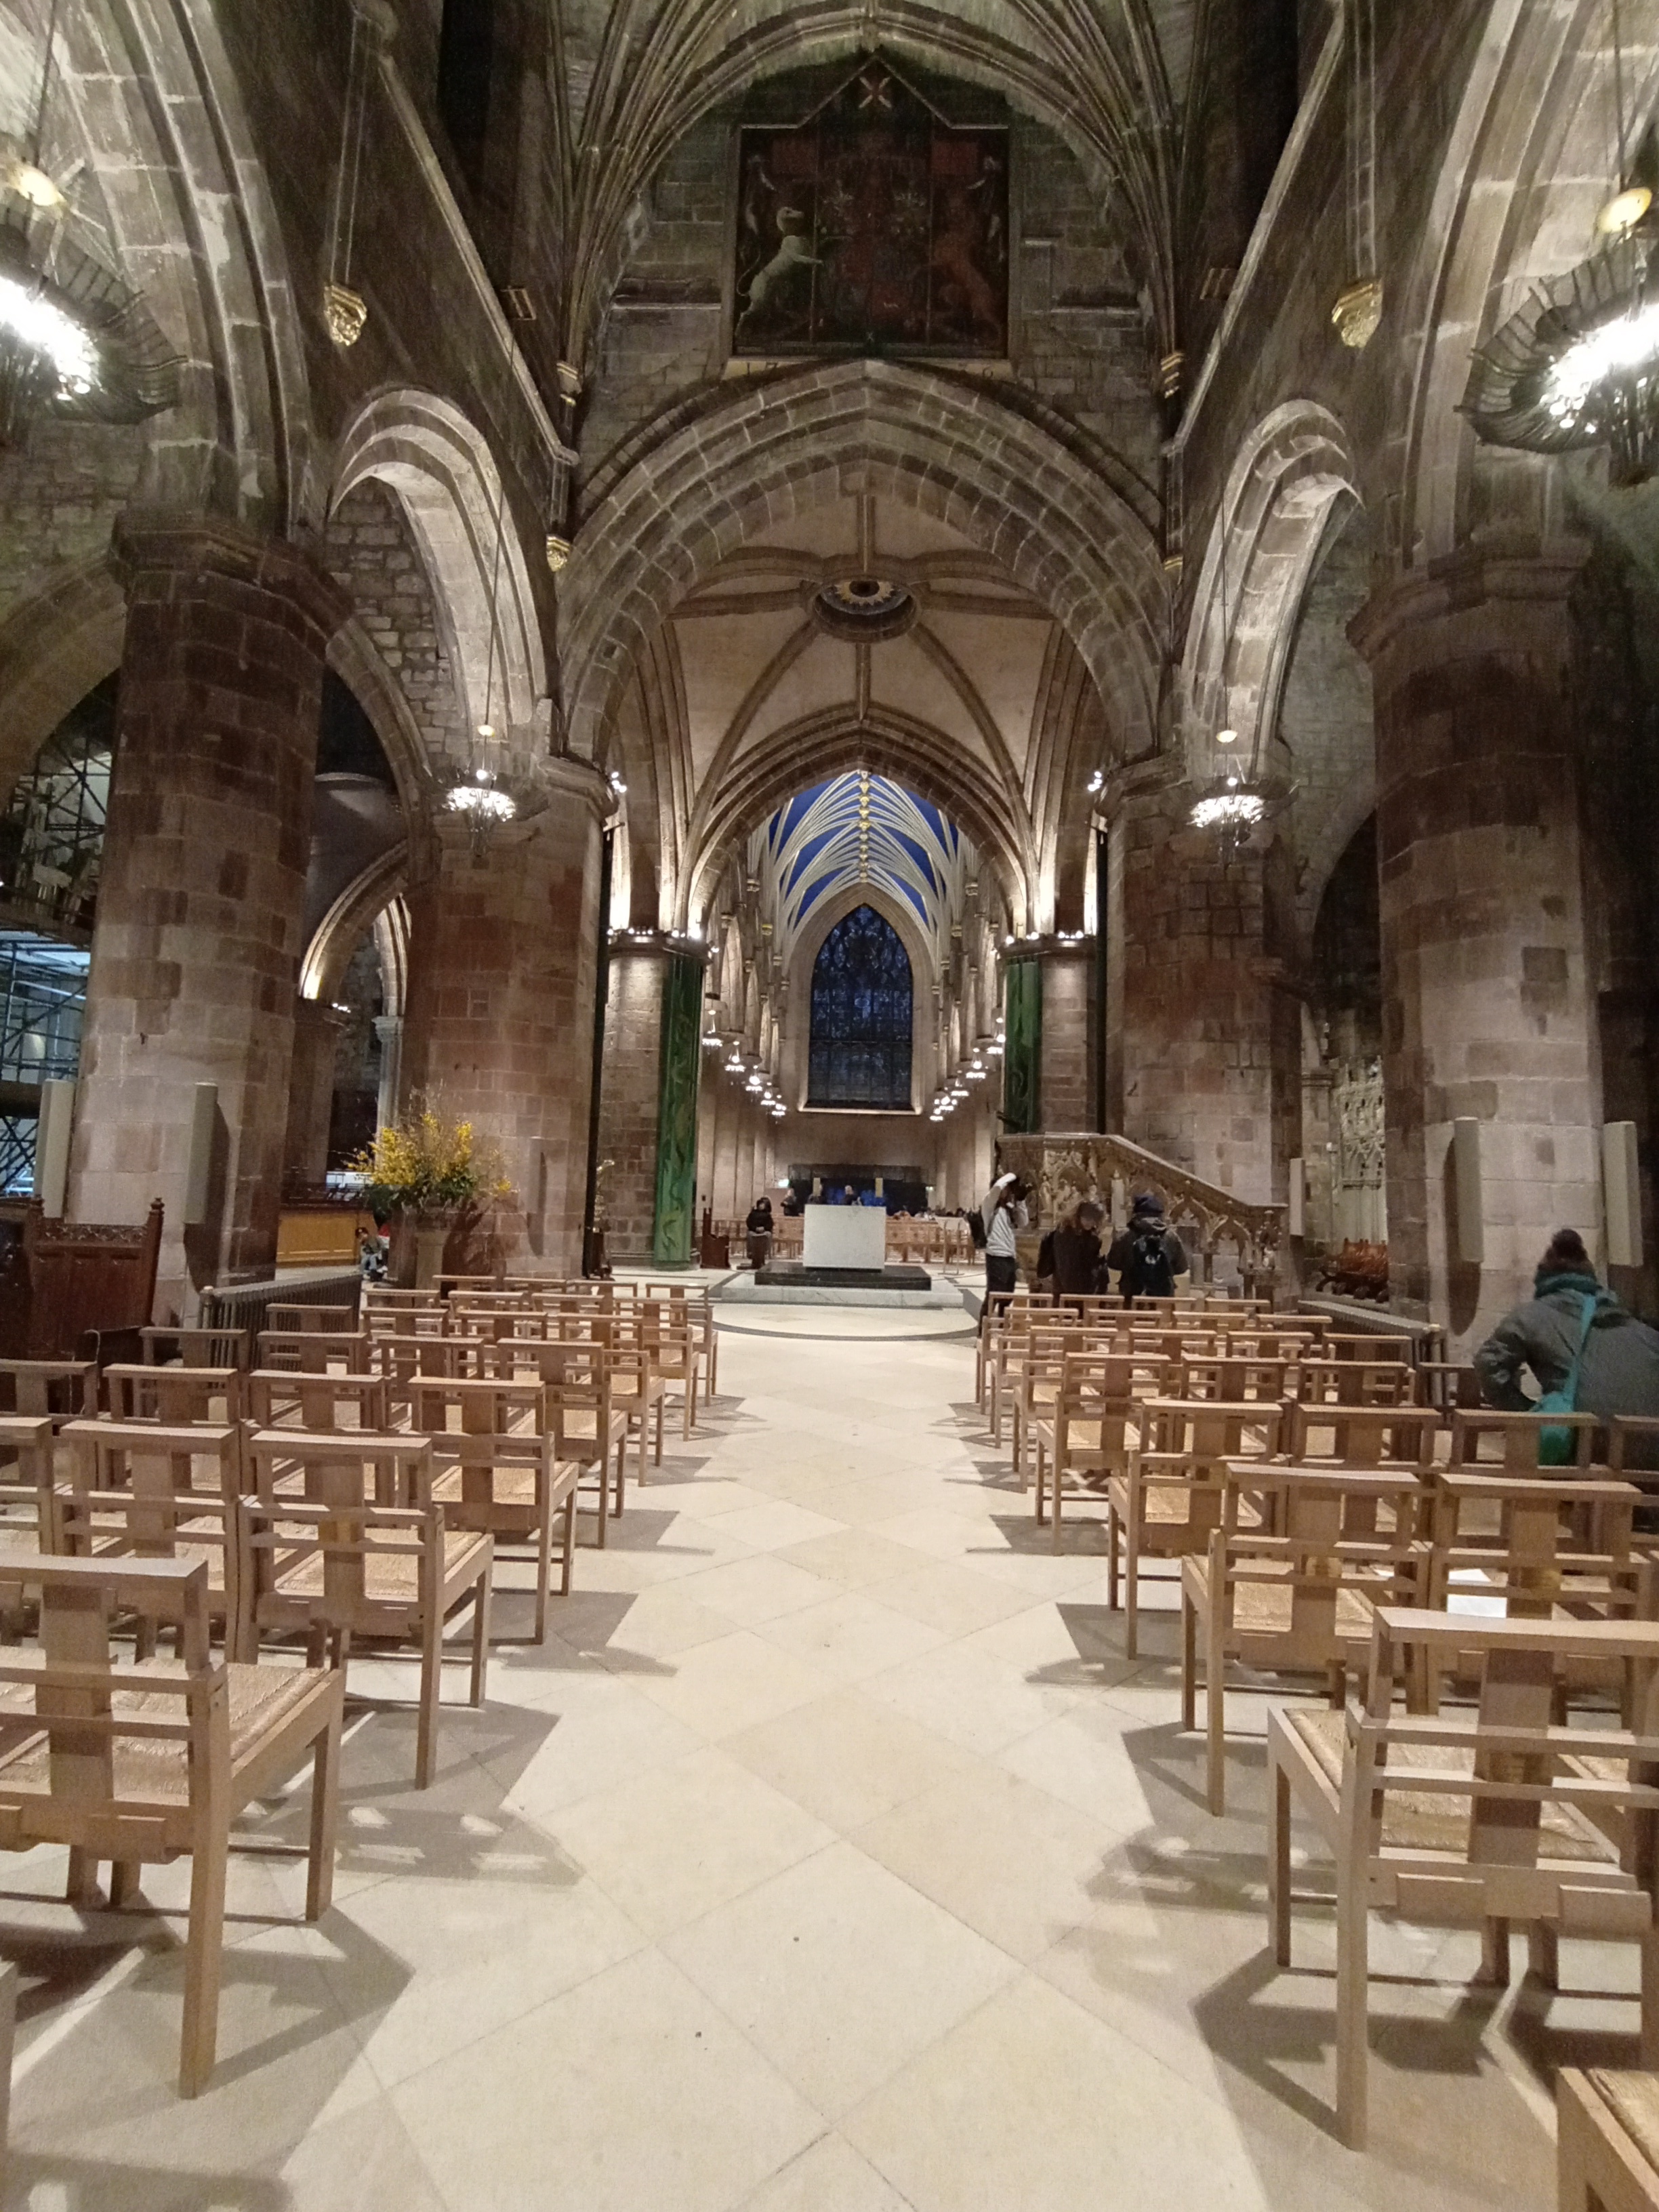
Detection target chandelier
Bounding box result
[1462,217,1659,485]
[445,473,518,849]
[0,0,179,451]
[0,182,179,449]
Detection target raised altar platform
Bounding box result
[718,1259,964,1309]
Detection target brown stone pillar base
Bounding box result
[401,759,608,1277]
[1353,548,1599,1346]
[69,517,345,1315]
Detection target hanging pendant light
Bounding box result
[445,476,518,850]
[1462,0,1659,485]
[0,0,179,449]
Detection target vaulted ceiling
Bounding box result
[544,1,1198,373]
[750,771,972,970]
[609,487,1108,933]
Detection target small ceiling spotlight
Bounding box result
[1216,727,1238,746]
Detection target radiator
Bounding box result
[198,1269,361,1335]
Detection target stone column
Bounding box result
[282,999,348,1187]
[69,517,346,1314]
[1036,941,1095,1132]
[400,757,608,1277]
[592,939,705,1265]
[373,1012,404,1130]
[1106,768,1299,1206]
[1351,548,1599,1345]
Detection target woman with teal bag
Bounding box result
[1475,1229,1659,1468]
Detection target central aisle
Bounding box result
[13,1311,1562,2209]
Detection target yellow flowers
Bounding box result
[350,1103,512,1213]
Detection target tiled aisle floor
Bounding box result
[3,1315,1629,2209]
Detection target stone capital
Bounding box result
[524,751,615,826]
[1347,539,1590,670]
[112,509,352,641]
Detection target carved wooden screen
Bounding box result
[808,906,913,1110]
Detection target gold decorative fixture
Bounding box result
[321,1,385,348]
[1332,276,1383,349]
[1158,350,1184,398]
[545,533,571,573]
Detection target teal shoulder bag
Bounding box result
[1536,1292,1599,1467]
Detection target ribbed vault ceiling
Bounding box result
[752,770,971,968]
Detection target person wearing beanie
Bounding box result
[1474,1229,1659,1462]
[1104,1191,1191,1300]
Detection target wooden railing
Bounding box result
[996,1131,1285,1295]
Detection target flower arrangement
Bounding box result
[350,1104,512,1218]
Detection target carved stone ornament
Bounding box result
[545,533,572,574]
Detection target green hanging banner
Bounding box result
[1002,956,1042,1134]
[652,952,703,1265]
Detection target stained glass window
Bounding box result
[808,905,913,1109]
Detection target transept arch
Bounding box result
[1181,401,1361,791]
[332,388,548,765]
[560,357,1165,781]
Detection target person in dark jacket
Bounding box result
[1105,1193,1191,1299]
[745,1195,774,1269]
[1037,1201,1106,1300]
[1475,1228,1659,1462]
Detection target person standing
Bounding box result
[1105,1192,1191,1300]
[1038,1200,1107,1301]
[980,1171,1029,1302]
[745,1195,774,1269]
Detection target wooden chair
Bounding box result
[596,1319,667,1477]
[535,1340,631,1545]
[0,1359,96,1430]
[1292,1359,1419,1408]
[266,1303,362,1333]
[404,1375,581,1639]
[242,1429,491,1786]
[247,1368,393,1435]
[0,1554,342,2094]
[60,1419,243,1653]
[1559,2068,1659,2212]
[1450,1406,1599,1471]
[0,1416,61,1584]
[1267,1606,1659,2147]
[102,1363,245,1429]
[1287,1400,1441,1472]
[256,1328,370,1376]
[140,1326,249,1372]
[1181,1465,1428,1812]
[1420,1469,1651,1709]
[1107,1399,1285,1658]
[1032,1351,1138,1549]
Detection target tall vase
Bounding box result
[413,1210,459,1290]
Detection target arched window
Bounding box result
[808,905,913,1109]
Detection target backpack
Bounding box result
[968,1206,987,1251]
[1123,1223,1174,1299]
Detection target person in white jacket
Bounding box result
[980,1172,1029,1303]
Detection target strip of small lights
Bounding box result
[0,272,97,394]
[1544,297,1659,423]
